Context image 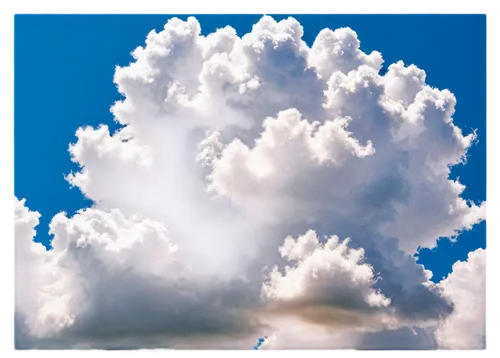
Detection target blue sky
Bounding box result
[14,14,486,283]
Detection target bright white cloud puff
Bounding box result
[15,16,485,349]
[436,248,486,349]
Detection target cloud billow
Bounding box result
[15,15,485,349]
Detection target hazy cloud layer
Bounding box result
[15,16,485,349]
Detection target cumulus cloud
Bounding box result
[15,15,485,349]
[488,248,497,312]
[261,230,391,324]
[203,108,375,224]
[255,230,402,349]
[15,198,260,349]
[309,27,383,79]
[488,248,497,352]
[436,248,486,349]
[207,64,483,253]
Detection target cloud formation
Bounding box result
[15,198,263,349]
[261,230,391,324]
[436,248,486,349]
[15,15,485,349]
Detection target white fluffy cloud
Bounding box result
[488,248,497,352]
[15,198,260,349]
[436,248,486,349]
[15,15,485,349]
[257,230,399,347]
[261,230,390,318]
[309,27,383,80]
[206,64,484,253]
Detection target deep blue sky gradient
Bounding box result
[14,15,486,282]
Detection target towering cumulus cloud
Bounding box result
[15,16,485,349]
